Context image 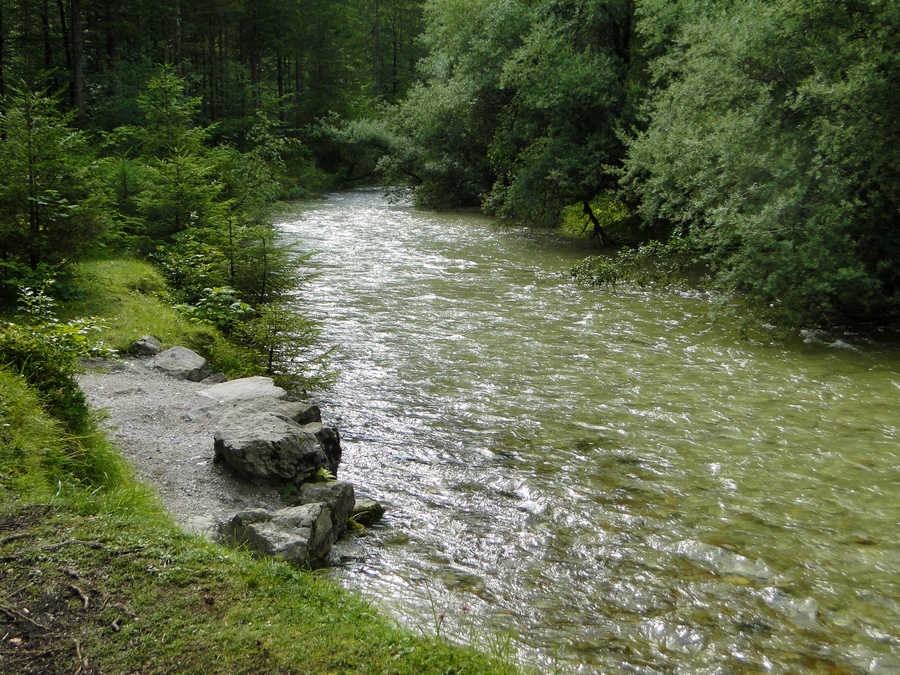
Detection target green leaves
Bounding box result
[0,86,107,278]
[622,0,900,326]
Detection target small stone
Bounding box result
[148,346,209,381]
[131,335,163,356]
[200,372,228,385]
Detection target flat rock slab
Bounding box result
[148,346,209,381]
[186,396,321,426]
[198,376,287,403]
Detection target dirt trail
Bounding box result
[77,358,284,534]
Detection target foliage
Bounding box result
[0,86,108,295]
[374,0,639,228]
[572,236,697,289]
[175,286,255,334]
[378,0,529,208]
[622,0,900,327]
[0,281,112,433]
[484,0,636,233]
[559,193,649,244]
[236,301,331,388]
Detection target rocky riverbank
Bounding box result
[77,338,382,568]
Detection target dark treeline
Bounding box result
[0,0,423,129]
[359,0,899,330]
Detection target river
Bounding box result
[276,189,899,673]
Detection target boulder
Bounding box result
[130,335,163,356]
[351,498,386,527]
[219,504,333,567]
[213,411,338,484]
[198,376,286,403]
[297,481,354,541]
[300,422,341,475]
[148,346,209,381]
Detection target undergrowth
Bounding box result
[60,258,260,379]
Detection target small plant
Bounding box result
[313,467,336,483]
[572,236,699,289]
[0,280,115,432]
[176,286,254,334]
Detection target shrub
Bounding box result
[0,282,114,433]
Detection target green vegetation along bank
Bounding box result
[0,258,517,674]
[349,0,899,331]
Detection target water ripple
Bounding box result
[277,190,900,673]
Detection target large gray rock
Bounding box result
[219,504,333,567]
[297,481,354,541]
[198,376,286,403]
[148,346,209,381]
[213,411,339,484]
[130,335,162,356]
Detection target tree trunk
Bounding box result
[70,0,84,117]
[582,200,612,245]
[41,0,53,69]
[373,0,383,96]
[276,50,284,121]
[57,0,71,71]
[0,2,5,98]
[103,0,115,61]
[26,101,40,268]
[207,18,217,120]
[174,0,182,67]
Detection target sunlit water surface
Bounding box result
[277,190,899,673]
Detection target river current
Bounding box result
[277,190,899,673]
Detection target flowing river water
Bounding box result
[276,190,899,673]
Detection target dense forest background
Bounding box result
[1,0,898,330]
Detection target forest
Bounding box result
[1,0,897,330]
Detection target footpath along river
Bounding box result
[276,189,899,673]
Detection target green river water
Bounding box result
[277,190,899,673]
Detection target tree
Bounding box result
[622,0,900,325]
[485,0,637,235]
[0,85,105,293]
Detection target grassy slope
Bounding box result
[59,258,260,378]
[0,260,517,674]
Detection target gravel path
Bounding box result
[77,358,284,535]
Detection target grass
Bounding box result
[0,259,519,673]
[61,258,259,378]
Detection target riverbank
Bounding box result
[0,258,516,673]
